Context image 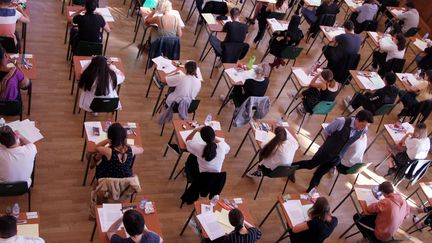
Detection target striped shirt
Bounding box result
[223,227,262,243]
[0,8,22,43]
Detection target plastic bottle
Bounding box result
[333,21,338,28]
[246,55,256,70]
[205,114,212,125]
[139,198,147,210]
[12,203,20,218]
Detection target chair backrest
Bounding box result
[0,36,18,53]
[0,100,22,117]
[319,14,337,27]
[280,46,303,60]
[0,181,28,197]
[404,27,420,37]
[359,20,378,33]
[75,41,103,56]
[72,0,86,5]
[312,101,336,115]
[266,165,299,178]
[89,98,119,113]
[202,1,228,15]
[373,103,395,116]
[345,163,366,174]
[382,58,405,75]
[267,12,286,20]
[221,42,249,63]
[173,99,200,113]
[332,53,361,84]
[408,160,431,185]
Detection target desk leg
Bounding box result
[275,229,290,243]
[365,127,384,154]
[103,32,110,56]
[259,201,278,227]
[81,139,87,162]
[146,68,156,98]
[27,81,32,115]
[73,83,80,114]
[61,0,66,14]
[211,69,224,97]
[198,33,212,61]
[304,127,323,155]
[180,208,196,236]
[193,23,204,47]
[22,23,26,55]
[169,151,184,180]
[217,85,234,115]
[276,70,293,99]
[284,88,301,114]
[339,222,356,239]
[242,150,260,177]
[235,127,251,157]
[83,153,92,186]
[64,24,69,44]
[404,57,416,72]
[163,130,175,157]
[359,49,375,70]
[152,86,165,117]
[332,189,354,213]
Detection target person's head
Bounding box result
[78,56,117,96]
[254,63,270,79]
[343,20,355,32]
[321,69,334,84]
[230,8,240,20]
[200,126,217,161]
[228,209,244,231]
[0,44,8,67]
[157,0,172,14]
[185,61,198,77]
[322,0,331,5]
[309,197,331,221]
[288,15,301,32]
[0,126,17,148]
[107,123,127,148]
[394,33,406,51]
[85,0,98,13]
[412,123,428,139]
[406,1,415,9]
[0,215,17,239]
[384,71,396,86]
[122,210,145,237]
[354,110,374,130]
[378,181,394,196]
[275,0,285,9]
[259,126,287,160]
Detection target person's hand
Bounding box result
[14,130,23,139]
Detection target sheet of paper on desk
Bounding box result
[369,32,379,42]
[396,73,420,87]
[84,121,103,142]
[95,8,114,22]
[369,75,385,89]
[355,187,378,206]
[422,184,432,198]
[179,130,193,143]
[255,130,275,145]
[346,0,362,8]
[225,68,246,83]
[215,209,235,233]
[326,29,345,40]
[268,18,285,32]
[414,39,428,51]
[17,224,39,237]
[99,204,123,232]
[307,0,321,6]
[293,68,313,86]
[152,56,177,73]
[283,200,307,226]
[391,9,404,16]
[69,11,84,16]
[206,121,221,130]
[196,212,225,240]
[202,13,216,25]
[127,139,135,145]
[26,212,38,219]
[302,204,313,219]
[222,16,232,25]
[7,119,43,143]
[80,60,91,70]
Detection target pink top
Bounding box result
[0,7,22,43]
[366,193,410,241]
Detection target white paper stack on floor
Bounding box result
[7,119,43,143]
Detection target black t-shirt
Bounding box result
[290,217,338,243]
[73,13,106,43]
[223,21,248,43]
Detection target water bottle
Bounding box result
[12,203,20,218]
[423,32,429,41]
[0,118,5,127]
[205,114,212,126]
[139,198,147,210]
[104,119,112,132]
[246,55,256,70]
[333,21,338,28]
[372,186,382,200]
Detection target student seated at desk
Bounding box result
[301,0,339,27]
[0,126,37,188]
[350,0,378,31]
[0,0,30,48]
[395,1,419,34]
[78,56,124,114]
[0,215,45,243]
[70,0,110,52]
[222,208,262,243]
[399,70,432,113]
[165,61,201,107]
[416,47,432,71]
[371,33,406,73]
[386,123,430,176]
[297,69,339,115]
[107,209,162,243]
[145,0,182,43]
[289,197,338,243]
[225,63,270,106]
[0,45,29,101]
[94,123,144,179]
[253,0,288,43]
[344,72,398,113]
[353,181,410,243]
[247,126,299,178]
[185,126,230,173]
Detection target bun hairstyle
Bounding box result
[200,126,217,161]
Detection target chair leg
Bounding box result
[211,71,224,97]
[329,172,340,196]
[282,177,289,195]
[28,190,31,211]
[297,113,307,134]
[210,55,218,79]
[160,123,165,136]
[254,176,265,200]
[82,111,87,137]
[376,115,385,133]
[228,115,234,132]
[90,221,96,241]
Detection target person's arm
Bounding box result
[186,128,200,141]
[131,145,144,155]
[145,11,158,25]
[176,20,183,37]
[309,74,325,89]
[15,69,30,89]
[95,139,112,158]
[16,4,30,23]
[71,7,86,20]
[102,19,110,33]
[106,216,123,240]
[292,221,309,233]
[323,117,345,136]
[15,131,31,145]
[365,200,382,215]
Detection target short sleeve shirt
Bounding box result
[222,227,262,243]
[165,74,201,106]
[223,21,248,43]
[0,68,25,101]
[0,143,37,188]
[73,13,106,43]
[185,140,230,173]
[0,8,22,42]
[110,231,160,243]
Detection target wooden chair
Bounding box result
[81,98,119,137]
[287,101,336,133]
[253,165,298,200]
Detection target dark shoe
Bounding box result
[167,143,181,155]
[385,167,397,177]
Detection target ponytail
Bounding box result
[200,126,217,161]
[259,127,287,161]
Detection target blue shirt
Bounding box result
[324,117,368,138]
[110,231,160,243]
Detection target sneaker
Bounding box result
[296,104,306,115]
[247,170,262,178]
[328,167,337,177]
[219,94,226,102]
[215,59,222,68]
[385,167,397,177]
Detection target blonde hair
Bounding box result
[413,123,428,139]
[157,0,172,13]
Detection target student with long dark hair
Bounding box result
[95,123,144,179]
[78,56,124,113]
[0,44,29,101]
[165,61,201,106]
[185,126,230,173]
[248,126,299,177]
[290,197,337,243]
[253,0,288,43]
[223,208,262,242]
[371,33,406,72]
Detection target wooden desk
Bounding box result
[164,119,224,180]
[196,13,228,61]
[267,18,289,33]
[386,6,407,19]
[95,202,162,243]
[81,121,142,186]
[360,32,394,70]
[234,119,294,176]
[405,37,431,71]
[9,53,36,116]
[320,26,346,42]
[395,72,424,91]
[180,198,254,240]
[282,67,317,114]
[349,70,385,92]
[72,56,125,114]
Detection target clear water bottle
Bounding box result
[12,203,20,218]
[423,32,429,41]
[205,114,212,126]
[104,119,112,132]
[139,198,147,210]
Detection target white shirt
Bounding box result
[79,65,124,112]
[0,143,37,188]
[341,134,367,168]
[405,137,430,160]
[260,131,299,170]
[379,37,405,61]
[166,74,201,106]
[0,235,45,243]
[397,8,419,34]
[186,140,230,173]
[356,3,378,23]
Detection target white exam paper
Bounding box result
[196,212,225,240]
[98,203,122,232]
[283,200,307,226]
[152,56,177,73]
[293,68,313,86]
[355,187,378,206]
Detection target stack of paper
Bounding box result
[396,73,421,87]
[268,18,287,32]
[214,209,235,233]
[196,212,225,240]
[225,68,256,84]
[202,13,216,25]
[358,73,384,90]
[84,121,107,143]
[17,224,39,237]
[7,119,43,143]
[385,122,413,143]
[283,200,307,226]
[414,39,428,51]
[355,187,378,206]
[152,56,177,73]
[95,8,115,22]
[98,204,123,232]
[80,59,91,70]
[255,130,275,146]
[307,0,321,7]
[345,0,362,8]
[422,184,432,198]
[326,28,345,40]
[293,68,313,86]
